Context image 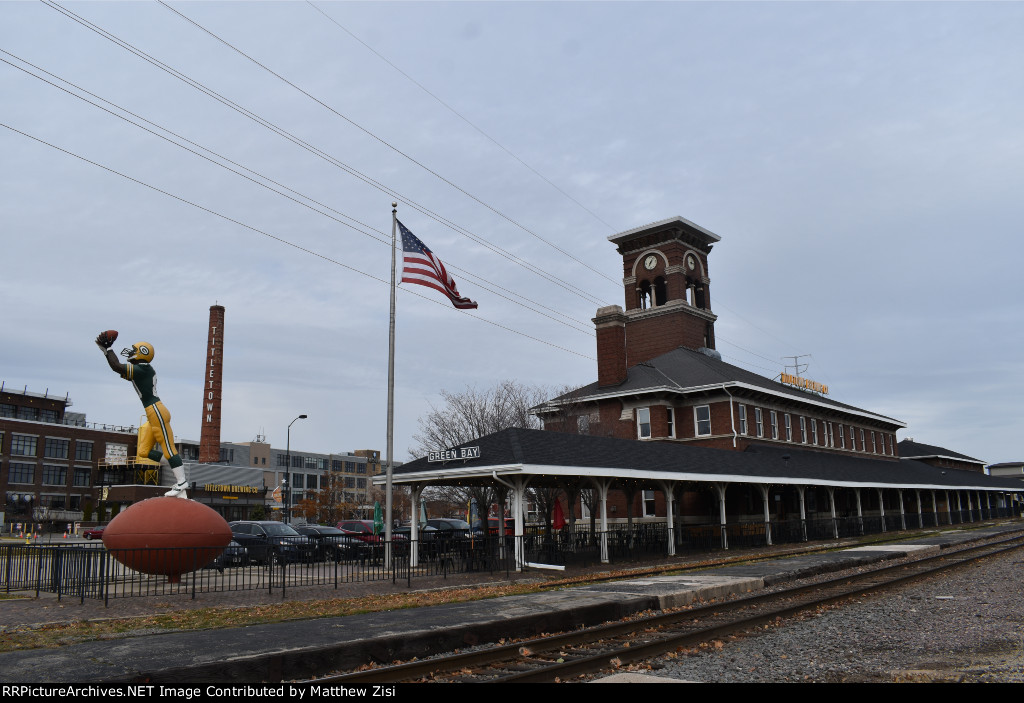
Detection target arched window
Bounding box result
[638,280,653,310]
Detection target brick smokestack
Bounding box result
[198,304,225,463]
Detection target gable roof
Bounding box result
[388,427,1020,492]
[537,346,904,428]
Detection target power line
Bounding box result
[40,0,613,310]
[157,0,620,287]
[0,48,595,336]
[1,120,595,361]
[305,0,619,233]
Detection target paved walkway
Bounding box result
[2,522,1020,683]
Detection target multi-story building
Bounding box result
[1,384,138,529]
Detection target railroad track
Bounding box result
[305,533,1024,683]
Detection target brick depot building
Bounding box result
[383,217,1022,561]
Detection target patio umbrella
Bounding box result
[552,499,566,530]
[373,501,383,536]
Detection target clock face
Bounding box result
[686,254,696,271]
[644,255,658,270]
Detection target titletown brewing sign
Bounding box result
[780,372,829,395]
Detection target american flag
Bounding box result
[398,220,478,309]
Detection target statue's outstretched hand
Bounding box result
[96,330,118,350]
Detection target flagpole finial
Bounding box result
[392,201,398,210]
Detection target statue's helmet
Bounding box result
[120,341,154,363]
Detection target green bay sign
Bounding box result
[428,446,481,463]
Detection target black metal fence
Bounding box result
[2,505,1018,604]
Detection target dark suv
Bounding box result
[293,525,366,562]
[228,521,312,564]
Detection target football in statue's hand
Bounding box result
[96,330,118,348]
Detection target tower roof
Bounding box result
[609,215,721,249]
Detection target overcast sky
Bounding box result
[2,1,1022,465]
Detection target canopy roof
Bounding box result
[383,428,1021,493]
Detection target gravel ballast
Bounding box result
[648,549,1024,683]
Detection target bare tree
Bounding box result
[410,380,550,525]
[409,380,549,458]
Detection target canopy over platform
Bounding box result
[383,428,1023,493]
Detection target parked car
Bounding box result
[336,520,408,544]
[426,518,482,537]
[294,525,366,562]
[82,526,105,540]
[228,521,312,564]
[204,540,248,570]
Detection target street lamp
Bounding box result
[284,414,307,524]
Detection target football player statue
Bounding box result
[95,331,188,499]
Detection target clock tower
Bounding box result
[595,216,719,387]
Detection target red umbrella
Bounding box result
[552,499,567,530]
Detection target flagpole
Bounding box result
[385,202,397,567]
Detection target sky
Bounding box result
[2,1,1022,465]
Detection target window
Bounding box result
[738,405,748,435]
[637,408,651,439]
[291,455,303,468]
[305,456,317,470]
[17,406,38,421]
[345,476,355,488]
[9,463,34,484]
[859,429,866,451]
[890,434,896,456]
[666,408,675,438]
[332,459,342,471]
[694,405,711,436]
[11,435,37,457]
[291,473,305,489]
[811,419,818,445]
[838,424,845,449]
[219,447,234,463]
[770,411,779,440]
[357,463,367,474]
[871,431,877,454]
[800,417,807,444]
[75,441,93,462]
[73,468,91,487]
[827,422,834,448]
[849,426,856,451]
[0,403,15,418]
[754,408,763,438]
[42,465,66,486]
[642,490,657,517]
[345,461,357,472]
[39,408,58,423]
[356,478,366,489]
[784,414,792,441]
[277,454,288,467]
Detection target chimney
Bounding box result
[594,305,627,387]
[198,305,225,463]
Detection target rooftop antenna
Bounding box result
[782,354,811,377]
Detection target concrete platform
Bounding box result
[1,524,1019,683]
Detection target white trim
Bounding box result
[537,381,905,428]
[376,461,1020,493]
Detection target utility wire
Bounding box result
[1,120,596,360]
[305,0,618,233]
[0,48,594,336]
[40,0,612,309]
[157,0,620,287]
